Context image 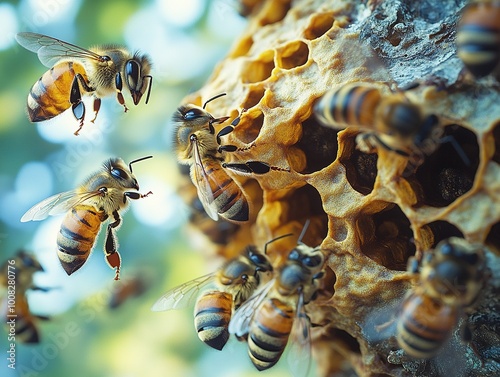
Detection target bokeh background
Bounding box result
[0,0,295,376]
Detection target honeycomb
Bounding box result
[177,0,500,376]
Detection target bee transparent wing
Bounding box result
[15,32,105,68]
[20,190,80,222]
[287,290,312,377]
[20,189,103,222]
[191,138,219,221]
[151,273,215,311]
[229,279,274,337]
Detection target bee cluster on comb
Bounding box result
[172,0,500,376]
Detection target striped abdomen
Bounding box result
[194,291,233,350]
[248,297,294,371]
[314,84,381,129]
[457,2,500,78]
[197,158,249,223]
[397,292,458,358]
[57,205,105,275]
[27,61,88,122]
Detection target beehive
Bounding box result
[177,0,500,376]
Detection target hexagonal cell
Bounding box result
[277,40,309,70]
[296,117,339,174]
[303,13,335,40]
[414,124,479,207]
[341,148,378,196]
[424,220,464,248]
[358,204,415,271]
[232,108,264,144]
[241,85,266,109]
[230,35,254,58]
[492,121,500,165]
[258,0,291,26]
[241,51,275,83]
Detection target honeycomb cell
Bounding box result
[358,204,415,271]
[296,117,338,173]
[277,40,309,69]
[424,220,464,248]
[232,108,264,144]
[492,121,500,165]
[241,51,275,83]
[241,85,265,109]
[230,35,254,58]
[304,13,335,40]
[327,328,361,354]
[414,125,479,207]
[258,0,291,26]
[341,148,378,196]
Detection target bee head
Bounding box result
[104,156,152,190]
[379,100,424,138]
[125,53,153,105]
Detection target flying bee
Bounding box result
[456,0,500,79]
[229,226,325,375]
[173,93,289,223]
[151,235,292,351]
[16,32,153,135]
[396,237,487,359]
[108,275,149,309]
[20,156,153,280]
[1,251,51,343]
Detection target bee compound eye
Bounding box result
[184,108,205,121]
[125,60,140,90]
[111,168,128,180]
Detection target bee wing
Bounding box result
[20,189,102,222]
[287,291,312,377]
[151,273,215,311]
[228,279,274,337]
[191,139,219,221]
[15,32,105,68]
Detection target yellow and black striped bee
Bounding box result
[1,251,50,343]
[396,237,486,358]
[173,93,288,224]
[151,236,291,351]
[457,0,500,78]
[314,82,443,168]
[16,32,153,135]
[20,157,152,280]
[229,235,325,374]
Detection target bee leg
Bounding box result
[69,76,85,135]
[115,72,129,113]
[224,161,290,174]
[124,191,153,203]
[90,97,101,123]
[216,108,247,148]
[105,211,122,280]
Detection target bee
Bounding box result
[396,237,487,358]
[456,1,500,79]
[314,82,445,169]
[229,229,325,374]
[16,32,153,135]
[20,156,153,280]
[1,251,51,343]
[173,93,288,223]
[108,275,149,309]
[151,235,291,351]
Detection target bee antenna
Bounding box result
[264,233,294,255]
[298,219,311,244]
[128,155,153,172]
[203,93,226,109]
